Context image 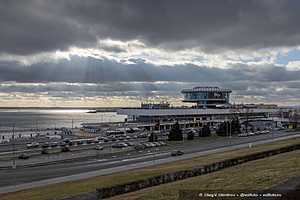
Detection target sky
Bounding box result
[0,0,300,107]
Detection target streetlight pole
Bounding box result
[229,119,232,138]
[12,123,16,169]
[245,107,249,133]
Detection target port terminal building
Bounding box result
[181,86,231,108]
[115,87,279,131]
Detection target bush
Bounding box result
[168,122,183,141]
[187,131,194,140]
[199,125,211,137]
[216,117,241,136]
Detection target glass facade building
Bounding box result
[181,87,231,108]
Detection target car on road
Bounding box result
[171,150,184,156]
[134,144,146,150]
[26,142,40,149]
[111,143,128,148]
[248,132,255,136]
[42,142,50,148]
[18,153,30,159]
[238,133,248,137]
[253,131,261,135]
[95,145,104,150]
[261,130,270,134]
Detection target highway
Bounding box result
[0,131,299,194]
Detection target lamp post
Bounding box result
[229,119,232,138]
[12,123,16,169]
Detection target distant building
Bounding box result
[232,104,278,109]
[181,86,232,108]
[141,101,170,109]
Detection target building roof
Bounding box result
[181,86,232,93]
[117,108,277,117]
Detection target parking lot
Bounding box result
[0,125,292,168]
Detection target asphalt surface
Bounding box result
[0,131,299,194]
[0,138,149,165]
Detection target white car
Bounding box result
[248,132,255,136]
[238,133,248,137]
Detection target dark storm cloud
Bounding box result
[0,55,299,103]
[0,0,95,55]
[0,56,251,83]
[0,56,300,83]
[1,0,300,55]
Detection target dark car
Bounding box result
[134,144,146,150]
[50,142,58,147]
[18,153,30,159]
[171,150,184,156]
[59,141,67,147]
[42,142,50,148]
[112,143,128,148]
[61,146,70,152]
[63,138,71,143]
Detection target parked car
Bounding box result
[158,141,166,146]
[59,141,67,147]
[61,146,70,152]
[42,142,50,148]
[125,142,135,146]
[142,143,152,148]
[50,142,58,147]
[153,142,161,146]
[149,143,156,147]
[126,136,131,140]
[137,134,148,138]
[171,150,184,156]
[63,138,71,143]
